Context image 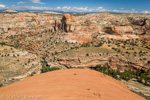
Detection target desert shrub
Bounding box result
[132,22,139,25]
[86,53,89,56]
[13,54,16,57]
[95,65,149,82]
[81,43,90,47]
[49,67,60,71]
[95,43,103,47]
[41,65,60,73]
[30,72,36,76]
[0,83,3,87]
[55,51,58,55]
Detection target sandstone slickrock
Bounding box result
[0,69,145,100]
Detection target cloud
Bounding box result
[58,6,90,12]
[0,4,6,8]
[0,5,149,14]
[17,1,26,5]
[96,7,106,11]
[142,11,149,14]
[30,0,45,4]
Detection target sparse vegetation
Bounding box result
[96,65,150,85]
[86,53,89,56]
[0,12,150,98]
[132,22,139,25]
[41,65,60,73]
[0,83,3,87]
[30,72,36,76]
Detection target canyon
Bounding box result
[0,11,150,99]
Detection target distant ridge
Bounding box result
[0,9,145,14]
[2,10,17,13]
[43,11,61,14]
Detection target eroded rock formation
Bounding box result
[112,26,134,34]
[61,14,78,32]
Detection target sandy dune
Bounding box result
[0,69,145,100]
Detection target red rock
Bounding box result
[0,69,145,100]
[71,16,78,22]
[62,14,78,32]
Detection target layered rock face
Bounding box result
[103,26,134,35]
[61,14,78,32]
[112,26,134,34]
[57,56,148,72]
[61,14,102,34]
[0,69,145,100]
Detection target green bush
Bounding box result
[0,83,3,87]
[132,22,139,25]
[86,53,89,56]
[95,65,150,85]
[41,66,60,73]
[30,72,36,76]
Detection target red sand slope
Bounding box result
[0,69,145,100]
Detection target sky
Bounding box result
[0,0,150,13]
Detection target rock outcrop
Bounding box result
[112,26,134,34]
[61,14,78,32]
[0,69,145,100]
[57,57,148,72]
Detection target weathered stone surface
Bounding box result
[57,56,148,72]
[112,26,134,34]
[0,69,146,100]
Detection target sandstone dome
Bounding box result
[0,69,145,100]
